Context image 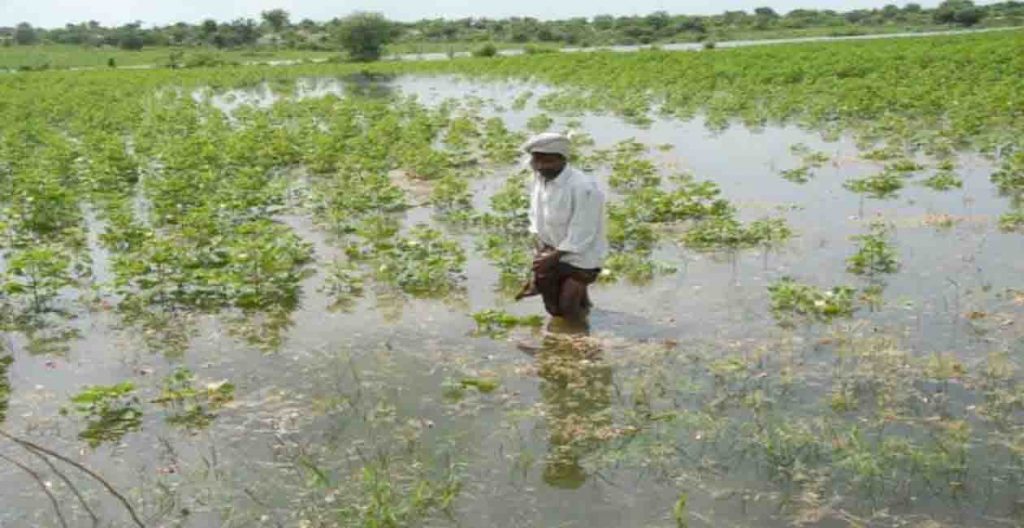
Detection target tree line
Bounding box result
[2,1,1021,60]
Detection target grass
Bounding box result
[0,44,338,70]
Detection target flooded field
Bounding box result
[1,31,1023,528]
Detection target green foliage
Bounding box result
[377,226,466,296]
[998,208,1024,232]
[324,260,365,310]
[471,309,543,337]
[430,174,472,214]
[3,245,75,313]
[780,166,812,184]
[475,233,531,294]
[0,355,12,424]
[847,222,901,276]
[601,251,675,284]
[843,170,905,199]
[991,151,1024,196]
[682,216,793,251]
[334,12,395,62]
[472,43,499,58]
[768,278,856,327]
[153,367,235,432]
[921,170,963,190]
[526,113,554,133]
[67,383,143,448]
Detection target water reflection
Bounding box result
[530,329,613,489]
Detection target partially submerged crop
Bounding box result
[471,309,543,337]
[768,277,856,327]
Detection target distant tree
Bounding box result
[334,12,394,62]
[592,15,615,30]
[881,4,901,19]
[200,19,219,43]
[14,22,38,45]
[754,7,780,18]
[119,33,145,50]
[903,3,923,13]
[262,9,290,33]
[934,0,986,25]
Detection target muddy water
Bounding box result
[2,75,1022,527]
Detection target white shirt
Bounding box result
[528,165,608,270]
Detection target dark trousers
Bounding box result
[534,262,600,318]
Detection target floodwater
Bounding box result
[2,75,1022,527]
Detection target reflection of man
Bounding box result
[534,334,613,489]
[516,132,607,324]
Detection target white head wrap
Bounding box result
[521,132,570,157]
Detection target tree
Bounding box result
[262,9,290,33]
[754,7,780,18]
[934,0,985,25]
[14,22,38,45]
[334,12,393,62]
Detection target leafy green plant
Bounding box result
[153,367,235,432]
[430,173,472,214]
[768,277,856,327]
[921,170,963,191]
[377,225,466,296]
[682,215,793,251]
[847,222,900,276]
[66,383,143,448]
[998,208,1024,232]
[843,170,905,199]
[601,251,675,284]
[780,166,812,184]
[526,113,554,133]
[324,260,365,310]
[991,151,1024,196]
[471,309,543,337]
[3,245,75,313]
[0,355,11,424]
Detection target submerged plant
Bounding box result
[998,208,1024,233]
[847,222,900,277]
[324,260,365,310]
[3,245,75,313]
[0,355,11,424]
[471,309,543,338]
[377,225,466,296]
[768,278,856,327]
[153,367,235,432]
[843,170,905,199]
[921,170,963,191]
[65,382,143,448]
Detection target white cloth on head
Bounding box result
[521,132,571,157]
[528,164,608,270]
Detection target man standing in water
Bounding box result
[516,132,608,324]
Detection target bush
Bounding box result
[473,43,499,58]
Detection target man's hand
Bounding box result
[532,250,563,273]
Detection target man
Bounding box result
[515,132,607,323]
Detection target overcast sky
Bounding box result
[2,0,990,28]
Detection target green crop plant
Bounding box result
[843,170,905,199]
[3,245,76,313]
[65,383,143,448]
[768,277,856,327]
[921,170,963,191]
[153,367,235,432]
[471,309,544,338]
[847,222,901,277]
[376,225,466,296]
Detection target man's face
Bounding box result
[530,152,566,179]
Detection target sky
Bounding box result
[1,0,987,29]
